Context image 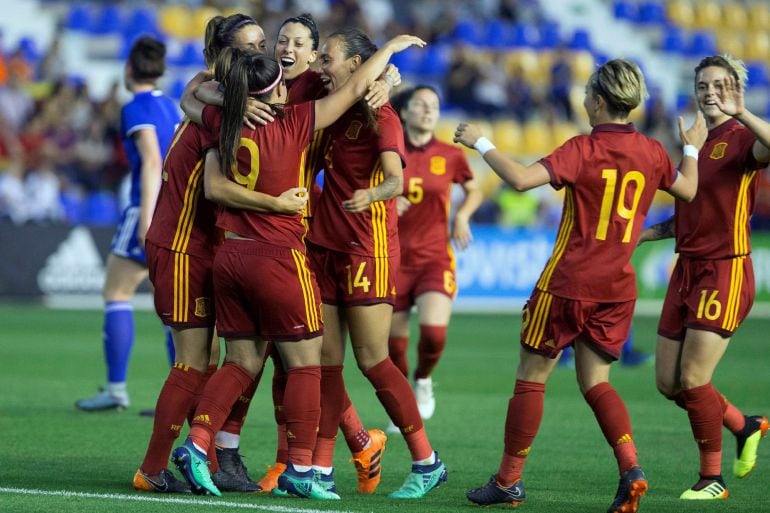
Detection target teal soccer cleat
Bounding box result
[171,439,221,497]
[388,452,447,499]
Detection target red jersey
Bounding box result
[308,103,406,257]
[538,123,677,302]
[204,102,315,251]
[675,119,765,259]
[287,68,326,218]
[399,136,473,267]
[146,118,222,257]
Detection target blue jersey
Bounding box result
[120,90,179,207]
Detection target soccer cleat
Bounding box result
[132,468,191,494]
[388,452,447,499]
[467,475,525,506]
[607,466,648,513]
[257,462,286,493]
[171,439,222,497]
[350,428,387,493]
[313,469,337,494]
[275,461,340,499]
[414,378,436,419]
[733,415,769,478]
[75,388,129,412]
[211,447,261,492]
[679,475,729,500]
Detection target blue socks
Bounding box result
[104,301,134,383]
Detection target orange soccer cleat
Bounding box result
[350,429,387,493]
[256,462,287,493]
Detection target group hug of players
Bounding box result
[90,10,769,513]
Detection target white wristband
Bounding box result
[474,137,496,156]
[683,144,699,160]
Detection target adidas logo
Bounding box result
[287,430,296,439]
[616,434,633,445]
[517,447,531,456]
[700,481,726,497]
[37,227,105,293]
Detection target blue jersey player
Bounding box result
[76,36,179,412]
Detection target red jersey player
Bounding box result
[640,55,770,500]
[455,58,704,513]
[387,84,482,423]
[169,36,425,499]
[306,28,448,500]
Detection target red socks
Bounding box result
[188,362,254,454]
[584,382,638,474]
[271,351,288,463]
[718,392,747,434]
[388,336,409,377]
[364,358,430,461]
[498,380,544,484]
[681,383,723,476]
[283,366,321,467]
[220,374,259,437]
[340,399,370,453]
[414,325,447,380]
[141,364,204,475]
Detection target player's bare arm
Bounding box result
[638,216,675,246]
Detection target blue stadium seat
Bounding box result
[82,191,119,226]
[169,77,187,100]
[661,26,686,53]
[614,0,637,21]
[122,6,158,40]
[568,29,591,51]
[17,37,40,62]
[60,192,84,225]
[538,22,561,49]
[511,23,540,48]
[65,3,91,31]
[420,44,451,77]
[687,30,716,56]
[89,4,123,35]
[637,1,667,25]
[452,20,482,46]
[747,62,770,88]
[675,91,693,111]
[484,20,512,49]
[174,42,205,68]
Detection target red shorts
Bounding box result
[394,257,457,312]
[146,240,215,328]
[658,255,754,340]
[520,288,634,360]
[308,242,397,307]
[213,239,323,341]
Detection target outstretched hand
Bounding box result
[713,73,745,118]
[678,111,707,149]
[453,123,483,149]
[386,35,427,54]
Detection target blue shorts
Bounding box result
[110,206,146,265]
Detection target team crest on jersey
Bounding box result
[710,142,728,159]
[345,120,363,140]
[430,156,447,175]
[194,297,211,318]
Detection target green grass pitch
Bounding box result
[0,304,767,512]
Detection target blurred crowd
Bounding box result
[0,0,689,228]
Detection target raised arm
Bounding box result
[203,149,307,214]
[716,74,770,163]
[453,123,550,191]
[314,35,426,131]
[667,112,706,202]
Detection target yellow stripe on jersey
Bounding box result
[537,187,575,291]
[163,119,191,169]
[171,159,204,253]
[173,252,189,323]
[733,171,756,256]
[290,249,320,332]
[722,256,745,331]
[522,291,553,349]
[369,162,389,296]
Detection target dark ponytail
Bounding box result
[220,54,283,175]
[203,13,258,68]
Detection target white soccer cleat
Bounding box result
[414,378,436,420]
[75,388,130,411]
